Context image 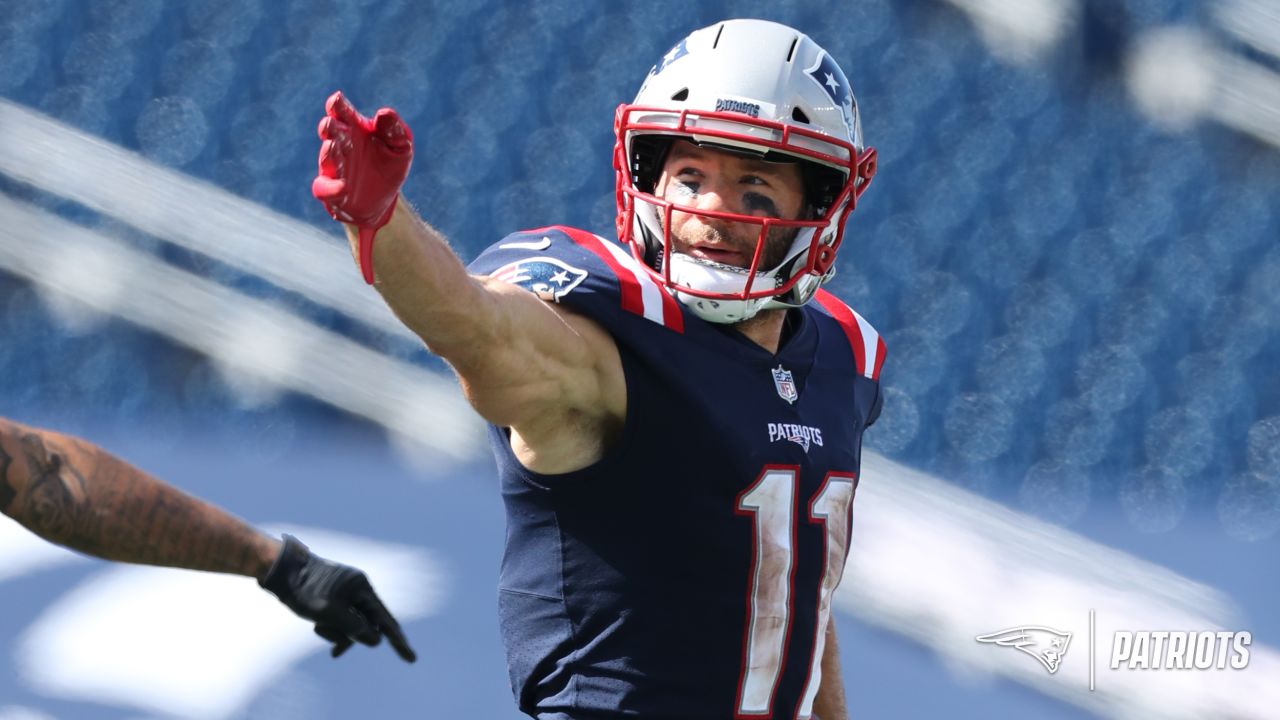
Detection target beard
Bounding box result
[661,216,802,272]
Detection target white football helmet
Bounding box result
[614,18,877,324]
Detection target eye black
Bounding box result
[743,193,780,216]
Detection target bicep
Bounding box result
[448,276,617,429]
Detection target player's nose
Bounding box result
[689,181,735,214]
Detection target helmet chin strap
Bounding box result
[668,254,774,324]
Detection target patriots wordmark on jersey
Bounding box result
[470,227,884,720]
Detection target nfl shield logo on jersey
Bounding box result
[772,365,798,404]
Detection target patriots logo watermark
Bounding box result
[805,51,857,138]
[976,626,1073,674]
[489,257,588,303]
[772,365,798,404]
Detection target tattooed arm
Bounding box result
[0,417,279,579]
[0,417,418,661]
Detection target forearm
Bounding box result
[813,615,849,720]
[0,419,279,579]
[343,196,501,362]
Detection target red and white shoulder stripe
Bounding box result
[813,289,886,382]
[543,225,684,333]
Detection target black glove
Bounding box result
[260,534,416,662]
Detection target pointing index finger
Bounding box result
[357,594,417,663]
[385,623,417,663]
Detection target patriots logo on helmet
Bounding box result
[489,257,588,303]
[804,51,857,138]
[975,626,1073,674]
[652,38,690,76]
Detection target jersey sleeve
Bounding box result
[812,289,887,383]
[467,225,685,335]
[866,384,884,428]
[812,288,887,428]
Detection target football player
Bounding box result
[314,18,881,719]
[0,416,415,662]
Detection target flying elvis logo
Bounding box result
[652,39,689,76]
[805,51,857,138]
[489,257,588,303]
[976,626,1072,674]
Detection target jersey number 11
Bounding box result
[734,465,855,719]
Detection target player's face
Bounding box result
[654,140,807,270]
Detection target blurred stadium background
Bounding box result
[1,0,1277,718]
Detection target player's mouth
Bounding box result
[686,244,747,267]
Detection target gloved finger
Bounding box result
[315,623,348,643]
[315,624,355,658]
[325,91,363,127]
[355,594,417,662]
[317,138,346,178]
[351,610,384,648]
[384,622,417,663]
[312,175,347,201]
[322,599,382,648]
[373,108,412,151]
[317,115,350,141]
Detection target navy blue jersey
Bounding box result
[468,226,885,720]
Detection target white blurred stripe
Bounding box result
[941,0,1077,61]
[0,516,86,584]
[1216,0,1280,60]
[16,526,446,720]
[0,706,56,720]
[0,99,414,342]
[1127,26,1280,150]
[841,452,1280,720]
[1209,51,1280,149]
[0,194,484,461]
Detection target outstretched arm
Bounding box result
[313,94,623,467]
[0,417,416,662]
[0,417,278,576]
[343,199,619,428]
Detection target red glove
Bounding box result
[312,91,413,284]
